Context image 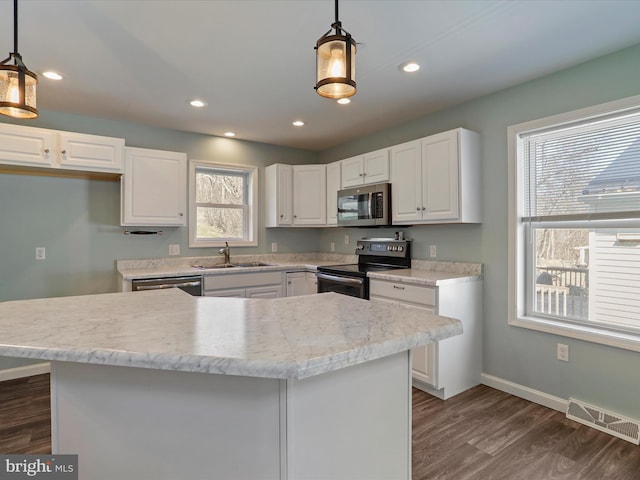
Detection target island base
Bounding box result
[51,352,411,479]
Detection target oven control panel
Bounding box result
[356,239,410,258]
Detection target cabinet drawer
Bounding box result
[204,271,282,290]
[369,280,436,307]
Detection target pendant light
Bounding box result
[315,0,356,99]
[0,0,38,119]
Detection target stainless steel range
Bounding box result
[316,238,411,299]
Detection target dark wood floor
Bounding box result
[2,375,639,479]
[412,385,640,480]
[0,374,50,454]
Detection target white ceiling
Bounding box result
[3,0,640,151]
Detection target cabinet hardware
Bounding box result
[44,148,49,154]
[393,285,405,290]
[61,150,66,155]
[422,207,426,210]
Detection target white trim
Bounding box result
[481,373,567,413]
[0,362,50,382]
[188,160,258,248]
[507,94,640,350]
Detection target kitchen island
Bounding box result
[0,290,462,480]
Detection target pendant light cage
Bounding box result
[315,0,356,99]
[0,0,38,119]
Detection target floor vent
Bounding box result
[567,398,640,445]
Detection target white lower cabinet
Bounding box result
[286,271,317,296]
[204,271,284,298]
[369,277,482,399]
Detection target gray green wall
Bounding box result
[3,41,640,420]
[0,112,320,304]
[320,43,640,419]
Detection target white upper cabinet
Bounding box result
[293,164,326,225]
[326,161,341,226]
[265,163,326,226]
[0,123,56,168]
[121,147,187,226]
[265,164,293,227]
[391,128,481,224]
[58,131,124,173]
[0,123,124,173]
[340,148,390,188]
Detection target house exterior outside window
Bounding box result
[189,160,258,247]
[508,95,640,351]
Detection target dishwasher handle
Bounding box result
[135,281,202,291]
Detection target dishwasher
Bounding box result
[131,276,203,296]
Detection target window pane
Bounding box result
[196,207,244,239]
[524,117,640,219]
[533,228,589,321]
[533,227,640,331]
[195,171,244,205]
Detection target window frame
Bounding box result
[188,160,258,248]
[508,94,640,352]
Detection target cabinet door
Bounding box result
[58,132,124,173]
[421,130,459,221]
[121,147,187,226]
[304,272,318,295]
[340,156,364,188]
[390,139,423,224]
[411,343,438,388]
[363,148,389,184]
[265,164,293,227]
[0,123,55,168]
[286,272,307,297]
[246,285,282,298]
[326,161,341,226]
[293,165,326,225]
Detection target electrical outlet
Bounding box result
[330,242,335,252]
[35,247,46,260]
[557,343,569,362]
[429,245,437,257]
[271,242,278,253]
[168,244,180,256]
[344,234,350,245]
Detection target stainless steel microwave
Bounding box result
[337,183,391,227]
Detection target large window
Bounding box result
[189,160,257,247]
[508,96,640,350]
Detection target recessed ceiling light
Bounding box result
[189,99,207,108]
[399,61,420,73]
[293,120,304,127]
[42,71,63,80]
[224,132,236,137]
[337,98,350,105]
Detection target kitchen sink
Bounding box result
[233,262,274,268]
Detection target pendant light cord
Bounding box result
[13,0,18,56]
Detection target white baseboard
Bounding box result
[0,362,51,382]
[481,373,568,413]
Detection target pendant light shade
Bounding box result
[0,0,38,119]
[315,0,356,99]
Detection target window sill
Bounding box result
[510,315,640,353]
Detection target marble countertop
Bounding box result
[117,255,483,289]
[367,268,481,287]
[0,290,462,380]
[117,253,357,281]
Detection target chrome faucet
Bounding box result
[219,241,231,265]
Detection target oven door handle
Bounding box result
[316,273,365,286]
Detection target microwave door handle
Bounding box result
[370,193,376,219]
